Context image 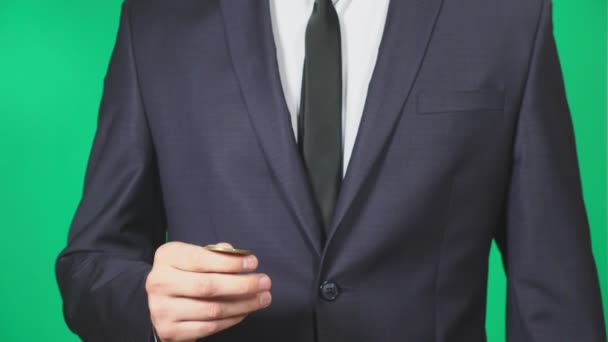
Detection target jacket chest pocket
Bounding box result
[400,89,507,160]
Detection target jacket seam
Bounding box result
[123,0,168,246]
[500,0,547,341]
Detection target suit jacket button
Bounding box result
[319,281,340,301]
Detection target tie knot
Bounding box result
[317,0,335,11]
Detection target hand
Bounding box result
[146,242,272,342]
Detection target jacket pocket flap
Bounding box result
[417,89,505,114]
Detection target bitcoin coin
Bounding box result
[204,244,252,256]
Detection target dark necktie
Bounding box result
[298,0,343,237]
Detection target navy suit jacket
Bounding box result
[56,0,606,341]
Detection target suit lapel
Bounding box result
[219,0,322,256]
[327,0,445,242]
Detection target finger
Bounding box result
[156,315,246,341]
[161,268,272,298]
[169,292,272,321]
[155,241,257,273]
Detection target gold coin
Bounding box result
[204,244,252,256]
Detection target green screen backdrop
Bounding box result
[0,0,605,340]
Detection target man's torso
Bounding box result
[116,0,542,340]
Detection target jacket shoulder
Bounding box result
[124,0,221,25]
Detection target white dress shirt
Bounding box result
[269,0,390,177]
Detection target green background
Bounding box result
[0,0,605,340]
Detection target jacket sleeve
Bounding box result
[55,1,166,340]
[495,0,606,340]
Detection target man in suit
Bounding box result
[56,0,606,341]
